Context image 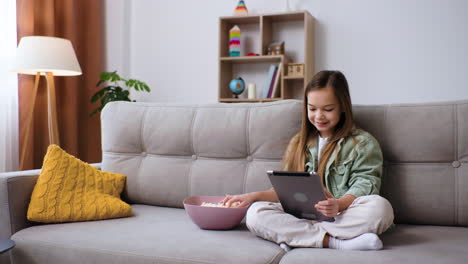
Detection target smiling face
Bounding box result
[307,86,342,138]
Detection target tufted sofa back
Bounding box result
[353,100,468,227]
[101,100,302,208]
[101,99,468,227]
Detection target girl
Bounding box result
[222,70,394,251]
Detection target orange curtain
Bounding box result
[17,0,103,170]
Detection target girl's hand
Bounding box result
[315,198,339,217]
[222,192,258,208]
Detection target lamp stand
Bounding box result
[19,72,60,170]
[45,72,60,145]
[19,73,40,170]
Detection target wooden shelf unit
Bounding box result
[218,11,314,103]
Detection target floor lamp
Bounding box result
[11,36,82,170]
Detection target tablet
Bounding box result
[267,170,335,222]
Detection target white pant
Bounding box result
[246,195,394,248]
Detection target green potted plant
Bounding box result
[90,71,151,117]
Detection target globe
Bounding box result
[229,77,245,98]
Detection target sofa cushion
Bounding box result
[100,101,302,208]
[12,204,285,264]
[353,100,468,226]
[279,225,468,264]
[27,145,132,223]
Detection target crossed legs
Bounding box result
[246,195,394,250]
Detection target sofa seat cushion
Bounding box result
[11,204,284,264]
[279,225,468,264]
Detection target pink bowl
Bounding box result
[183,196,249,230]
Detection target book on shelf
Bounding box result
[267,67,278,98]
[270,62,282,98]
[262,64,278,98]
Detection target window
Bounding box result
[0,0,18,172]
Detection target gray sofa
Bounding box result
[1,99,467,264]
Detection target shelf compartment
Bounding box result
[219,16,261,57]
[219,15,260,25]
[262,11,306,22]
[220,55,284,64]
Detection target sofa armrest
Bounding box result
[0,163,102,239]
[0,169,40,239]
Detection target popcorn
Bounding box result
[200,202,241,208]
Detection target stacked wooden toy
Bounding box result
[229,26,241,57]
[234,0,248,16]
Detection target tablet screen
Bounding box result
[267,170,334,222]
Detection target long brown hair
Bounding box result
[281,71,355,183]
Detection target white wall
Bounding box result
[105,0,468,105]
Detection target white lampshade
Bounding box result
[11,36,82,76]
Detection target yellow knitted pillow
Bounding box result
[27,145,132,223]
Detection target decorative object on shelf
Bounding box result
[11,36,82,170]
[267,41,285,55]
[287,63,304,77]
[271,62,283,98]
[247,53,259,56]
[229,77,245,98]
[262,64,278,98]
[247,83,257,99]
[90,71,151,117]
[229,25,241,57]
[234,0,248,16]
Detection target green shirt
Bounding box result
[305,129,383,199]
